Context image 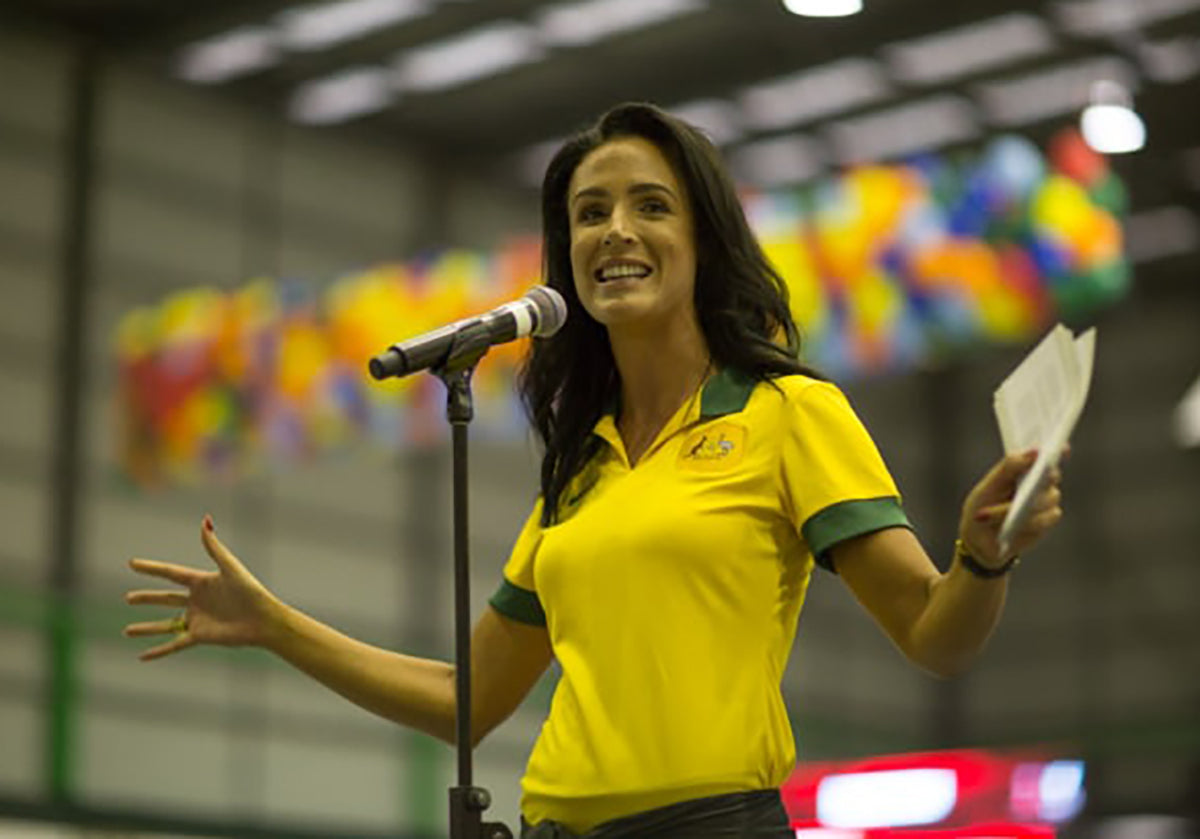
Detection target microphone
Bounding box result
[368,285,567,380]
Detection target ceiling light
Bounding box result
[667,99,743,145]
[975,55,1138,126]
[729,134,825,188]
[176,26,279,83]
[394,22,543,92]
[1054,0,1200,37]
[537,0,705,48]
[782,0,863,17]
[1081,80,1145,153]
[289,67,393,124]
[739,58,889,131]
[885,14,1055,85]
[826,95,979,163]
[277,0,430,52]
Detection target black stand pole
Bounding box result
[434,353,513,839]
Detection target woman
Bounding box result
[125,103,1064,838]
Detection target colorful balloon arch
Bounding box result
[115,128,1128,488]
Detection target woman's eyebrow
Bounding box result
[571,182,677,204]
[628,182,676,200]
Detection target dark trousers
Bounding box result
[520,789,792,838]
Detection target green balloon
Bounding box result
[1089,174,1129,217]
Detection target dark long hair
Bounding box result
[520,102,821,525]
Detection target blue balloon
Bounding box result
[1027,235,1072,281]
[984,135,1046,203]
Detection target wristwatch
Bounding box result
[954,539,1020,578]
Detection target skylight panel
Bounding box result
[1054,0,1200,37]
[667,99,743,145]
[739,58,890,131]
[885,14,1056,85]
[394,21,543,92]
[177,26,279,83]
[826,95,980,163]
[729,134,825,188]
[277,0,430,51]
[537,0,705,48]
[975,55,1138,126]
[289,66,393,124]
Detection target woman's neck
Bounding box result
[609,324,710,462]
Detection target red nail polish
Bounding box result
[204,514,214,532]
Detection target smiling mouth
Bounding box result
[596,263,652,283]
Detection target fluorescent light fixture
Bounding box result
[1125,205,1200,263]
[668,99,743,145]
[176,26,279,83]
[975,55,1138,126]
[739,58,890,131]
[729,134,825,187]
[537,0,705,48]
[817,768,958,829]
[1081,78,1145,153]
[1082,104,1145,153]
[289,66,393,124]
[826,95,979,163]
[1175,374,1200,448]
[1055,0,1200,37]
[885,14,1055,85]
[395,21,543,92]
[277,0,430,51]
[783,0,863,17]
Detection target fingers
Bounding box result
[999,449,1039,485]
[200,514,237,572]
[123,617,185,638]
[138,634,195,662]
[128,558,198,586]
[124,614,196,661]
[973,501,1009,523]
[125,590,188,608]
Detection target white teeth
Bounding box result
[599,264,650,281]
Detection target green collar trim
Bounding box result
[599,367,756,423]
[700,367,756,418]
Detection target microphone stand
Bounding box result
[430,326,513,839]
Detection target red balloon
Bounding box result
[1049,128,1108,186]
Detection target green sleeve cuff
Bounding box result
[801,496,911,573]
[488,579,546,626]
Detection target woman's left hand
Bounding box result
[958,448,1066,568]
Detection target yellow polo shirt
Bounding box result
[489,369,909,832]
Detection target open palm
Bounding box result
[124,515,281,661]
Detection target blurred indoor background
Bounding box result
[0,0,1197,837]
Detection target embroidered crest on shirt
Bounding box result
[678,422,747,472]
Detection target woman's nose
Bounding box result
[602,210,635,246]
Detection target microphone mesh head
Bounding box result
[527,286,568,337]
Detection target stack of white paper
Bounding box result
[992,324,1096,554]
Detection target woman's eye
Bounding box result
[577,206,606,223]
[640,199,669,214]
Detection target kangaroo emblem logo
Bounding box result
[679,423,746,471]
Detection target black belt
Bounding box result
[521,789,791,839]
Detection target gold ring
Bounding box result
[168,614,188,634]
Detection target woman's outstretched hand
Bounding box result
[124,514,283,661]
[958,448,1066,568]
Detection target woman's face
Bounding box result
[567,137,698,337]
